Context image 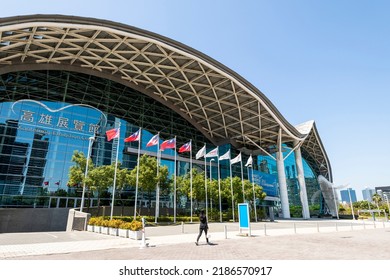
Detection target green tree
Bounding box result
[128,154,169,213]
[68,151,95,208]
[53,189,68,197]
[86,164,114,214]
[372,193,382,209]
[207,176,266,221]
[115,163,132,215]
[68,150,113,212]
[207,178,219,221]
[338,203,346,214]
[177,168,206,211]
[68,150,94,192]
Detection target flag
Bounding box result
[231,152,241,165]
[55,181,60,185]
[146,134,159,147]
[195,145,206,159]
[245,155,253,167]
[124,129,140,142]
[219,150,230,161]
[179,141,191,153]
[161,138,176,151]
[43,181,49,186]
[205,147,218,158]
[106,128,120,141]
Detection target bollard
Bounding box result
[224,225,227,239]
[363,220,366,229]
[317,222,319,233]
[374,221,376,229]
[294,223,296,234]
[181,221,184,233]
[264,224,267,236]
[383,221,385,229]
[140,217,148,249]
[350,222,353,231]
[335,222,338,232]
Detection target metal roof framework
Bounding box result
[0,15,332,181]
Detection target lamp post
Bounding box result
[332,184,339,219]
[80,135,95,212]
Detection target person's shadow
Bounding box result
[196,242,218,246]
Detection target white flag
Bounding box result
[219,150,230,161]
[245,155,253,167]
[195,145,206,159]
[205,147,218,158]
[230,152,241,165]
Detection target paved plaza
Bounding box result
[1,219,390,260]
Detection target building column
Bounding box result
[294,141,310,219]
[276,150,290,218]
[276,128,290,218]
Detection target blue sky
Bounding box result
[2,0,390,199]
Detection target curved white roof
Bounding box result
[0,15,332,181]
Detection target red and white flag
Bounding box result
[124,129,141,142]
[106,128,120,141]
[178,141,191,153]
[161,138,176,151]
[146,134,159,147]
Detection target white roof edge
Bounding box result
[294,120,315,135]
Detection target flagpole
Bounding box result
[133,128,142,220]
[81,134,95,212]
[204,152,209,221]
[173,136,177,223]
[229,152,235,222]
[204,144,208,220]
[240,153,245,201]
[155,132,160,224]
[110,122,121,220]
[209,158,214,217]
[251,158,257,222]
[190,140,193,223]
[247,165,257,222]
[217,147,222,222]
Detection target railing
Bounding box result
[0,194,171,209]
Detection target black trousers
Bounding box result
[197,227,208,242]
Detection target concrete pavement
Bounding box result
[1,219,390,260]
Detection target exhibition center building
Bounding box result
[0,15,333,219]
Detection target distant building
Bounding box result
[340,188,357,203]
[375,186,390,197]
[362,188,375,202]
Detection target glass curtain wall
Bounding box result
[257,145,324,217]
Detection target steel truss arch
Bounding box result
[0,14,331,180]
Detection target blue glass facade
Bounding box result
[257,145,324,215]
[0,100,117,195]
[0,100,246,197]
[0,70,324,215]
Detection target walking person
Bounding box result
[195,210,210,245]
